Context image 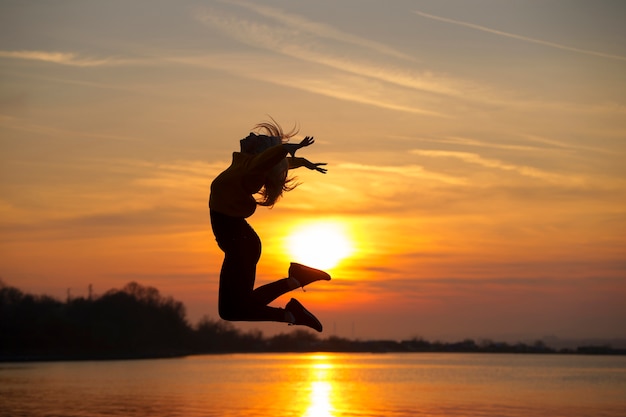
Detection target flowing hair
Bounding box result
[253,117,300,207]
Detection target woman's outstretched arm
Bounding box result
[288,157,327,173]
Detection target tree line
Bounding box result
[0,280,622,361]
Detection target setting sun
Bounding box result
[286,221,353,270]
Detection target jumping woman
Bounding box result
[209,119,330,332]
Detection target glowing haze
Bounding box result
[1,0,625,342]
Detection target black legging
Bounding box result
[210,210,292,322]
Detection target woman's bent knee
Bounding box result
[218,303,237,321]
[218,299,247,321]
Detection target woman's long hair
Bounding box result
[254,118,299,207]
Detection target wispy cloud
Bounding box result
[410,149,585,185]
[403,134,615,155]
[0,114,139,141]
[0,157,220,239]
[338,162,467,185]
[195,3,623,117]
[194,4,469,101]
[413,9,626,62]
[167,53,446,117]
[402,135,550,153]
[131,160,222,191]
[274,76,446,117]
[221,0,416,61]
[0,50,135,67]
[522,134,615,155]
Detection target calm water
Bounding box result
[1,353,625,417]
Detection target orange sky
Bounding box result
[1,0,625,342]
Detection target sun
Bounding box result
[286,221,353,270]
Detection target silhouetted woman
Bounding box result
[209,119,330,332]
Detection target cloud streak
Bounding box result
[0,50,135,67]
[405,133,616,156]
[338,162,467,185]
[413,9,626,62]
[410,149,585,185]
[0,114,139,141]
[167,53,446,117]
[221,0,416,61]
[199,5,462,96]
[194,4,471,106]
[194,3,625,118]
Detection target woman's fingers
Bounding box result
[300,136,314,147]
[314,162,327,173]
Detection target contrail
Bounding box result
[414,9,626,62]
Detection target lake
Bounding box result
[1,353,625,417]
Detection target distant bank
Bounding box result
[2,281,624,362]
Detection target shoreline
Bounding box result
[2,346,625,363]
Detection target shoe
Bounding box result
[289,263,331,289]
[286,298,323,332]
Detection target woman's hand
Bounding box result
[298,136,314,148]
[304,159,327,174]
[284,136,314,157]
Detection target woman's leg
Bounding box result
[251,263,332,306]
[211,211,290,323]
[251,277,298,306]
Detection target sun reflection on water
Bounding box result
[304,381,334,417]
[303,355,336,417]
